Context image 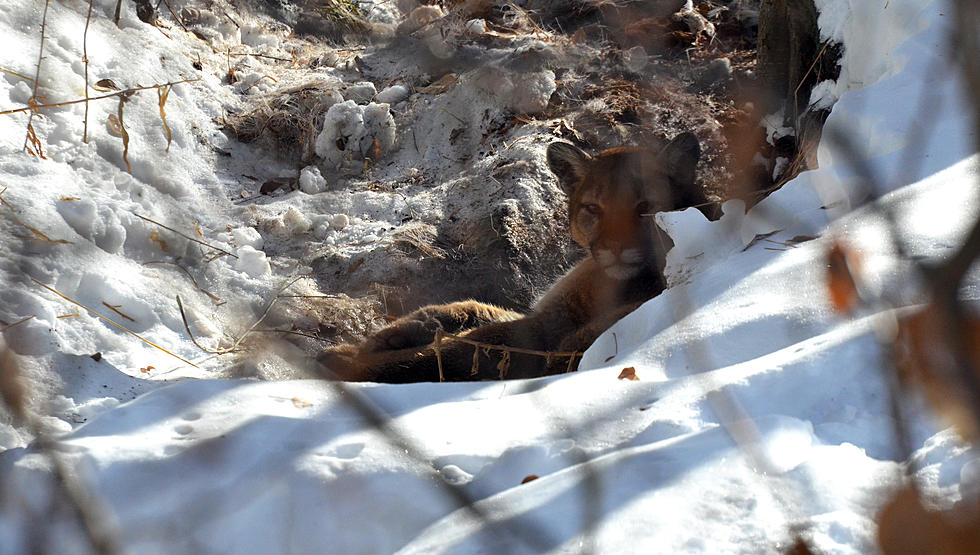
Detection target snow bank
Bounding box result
[1,0,978,552]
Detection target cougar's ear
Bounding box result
[661,132,700,188]
[547,142,591,195]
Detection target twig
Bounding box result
[0,346,123,554]
[226,51,293,62]
[175,295,227,354]
[144,260,220,301]
[177,276,305,355]
[430,329,582,380]
[252,328,337,342]
[0,186,72,244]
[0,78,201,116]
[24,0,51,154]
[32,278,198,368]
[83,0,94,143]
[116,95,131,174]
[226,276,305,352]
[0,67,34,83]
[793,40,830,124]
[0,315,35,332]
[435,328,445,382]
[133,212,238,259]
[101,302,135,322]
[161,0,187,32]
[437,330,584,359]
[312,371,554,552]
[157,84,172,151]
[243,74,278,93]
[439,106,466,125]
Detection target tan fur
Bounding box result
[319,134,706,382]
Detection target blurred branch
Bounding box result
[0,345,122,554]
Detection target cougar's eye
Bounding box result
[583,203,602,216]
[635,201,651,216]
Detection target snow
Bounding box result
[0,0,978,552]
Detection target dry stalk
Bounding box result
[31,278,199,368]
[157,84,172,151]
[431,329,583,380]
[0,78,200,116]
[101,302,135,322]
[0,315,35,332]
[252,328,336,342]
[83,0,94,143]
[0,186,72,243]
[0,345,123,554]
[0,67,33,82]
[435,328,445,382]
[226,51,293,62]
[175,295,228,354]
[161,0,187,32]
[243,74,278,93]
[116,95,131,173]
[24,0,51,155]
[133,212,239,259]
[176,276,305,355]
[437,330,584,358]
[793,40,831,125]
[144,260,221,301]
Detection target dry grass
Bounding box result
[222,82,339,161]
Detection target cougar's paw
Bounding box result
[317,344,368,381]
[363,319,439,352]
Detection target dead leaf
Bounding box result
[827,242,860,314]
[521,475,539,484]
[291,397,312,408]
[150,230,170,252]
[107,113,123,138]
[59,196,80,201]
[140,365,155,373]
[618,367,639,380]
[418,73,457,94]
[157,84,173,152]
[93,78,120,92]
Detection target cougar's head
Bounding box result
[547,134,701,280]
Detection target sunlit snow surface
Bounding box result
[1,0,978,552]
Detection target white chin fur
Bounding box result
[603,264,639,280]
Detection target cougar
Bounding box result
[320,133,707,382]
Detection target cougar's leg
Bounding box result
[364,300,521,352]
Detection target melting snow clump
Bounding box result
[235,246,271,278]
[314,100,395,167]
[299,165,327,194]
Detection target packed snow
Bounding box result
[0,0,977,552]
